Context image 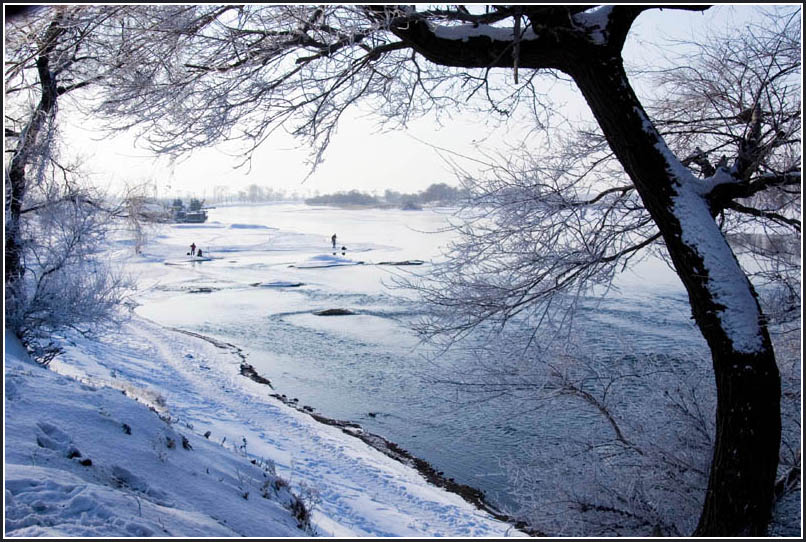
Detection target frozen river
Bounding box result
[133,202,708,513]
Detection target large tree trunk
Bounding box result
[568,54,782,536]
[388,8,782,533]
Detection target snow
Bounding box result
[4,334,306,538]
[670,184,765,353]
[5,318,523,537]
[634,106,766,354]
[4,205,525,537]
[433,23,536,42]
[572,6,614,45]
[434,24,508,42]
[5,200,799,536]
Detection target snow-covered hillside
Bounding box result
[4,323,523,537]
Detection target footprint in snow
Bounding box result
[35,421,82,459]
[110,465,173,506]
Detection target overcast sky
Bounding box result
[56,5,769,200]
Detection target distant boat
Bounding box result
[173,209,208,223]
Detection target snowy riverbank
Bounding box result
[4,318,524,537]
[7,202,798,537]
[7,203,530,537]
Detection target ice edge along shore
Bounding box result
[164,320,536,535]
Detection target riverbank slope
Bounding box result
[4,320,524,537]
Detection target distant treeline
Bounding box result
[305,183,467,209]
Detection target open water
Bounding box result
[137,203,708,512]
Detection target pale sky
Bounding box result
[61,100,534,199]
[54,5,773,200]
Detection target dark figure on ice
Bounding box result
[197,248,203,258]
[331,234,337,249]
[190,242,196,256]
[341,246,347,256]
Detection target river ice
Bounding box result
[128,202,708,513]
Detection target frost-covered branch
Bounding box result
[401,132,658,343]
[649,9,801,234]
[5,7,135,360]
[6,164,133,362]
[642,7,801,332]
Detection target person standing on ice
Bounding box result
[331,234,337,249]
[190,242,196,256]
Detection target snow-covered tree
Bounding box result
[4,173,130,363]
[83,5,800,535]
[122,183,169,254]
[407,9,801,534]
[5,6,133,358]
[648,11,801,330]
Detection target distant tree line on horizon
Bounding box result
[210,184,299,204]
[305,183,467,209]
